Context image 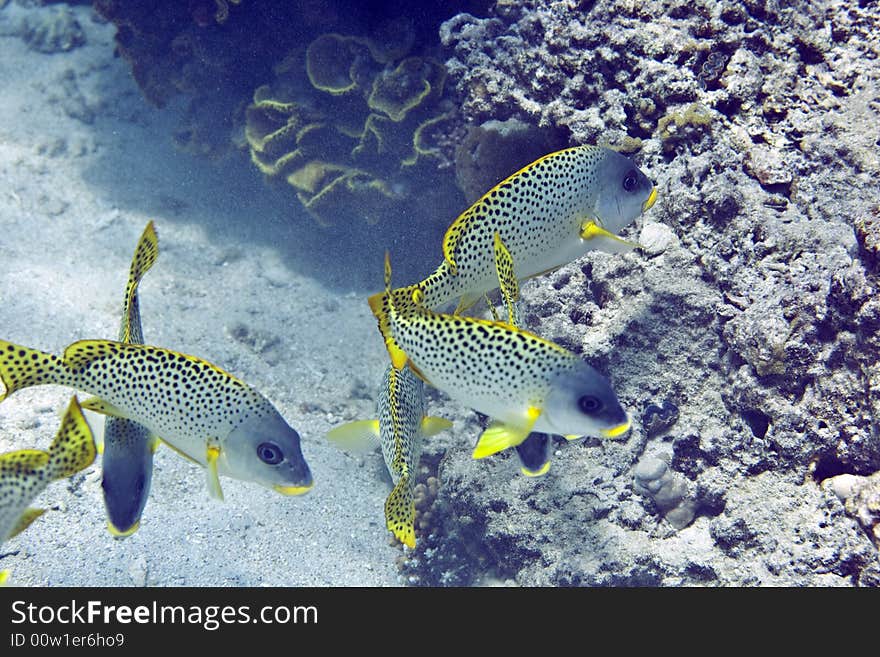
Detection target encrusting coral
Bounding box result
[244,25,461,227]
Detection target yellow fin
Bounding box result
[80,396,130,419]
[120,221,159,344]
[107,519,140,538]
[453,293,480,315]
[9,507,46,539]
[0,340,66,401]
[0,570,9,586]
[47,396,96,480]
[472,420,535,459]
[521,461,551,477]
[420,416,452,437]
[493,232,520,327]
[385,475,416,548]
[206,445,224,501]
[563,434,582,441]
[405,360,432,386]
[0,449,49,470]
[63,339,123,371]
[160,439,199,465]
[149,436,161,454]
[485,294,500,322]
[389,340,408,370]
[580,220,640,252]
[326,420,381,453]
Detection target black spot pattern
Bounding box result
[104,222,159,532]
[0,397,94,542]
[370,146,651,350]
[378,364,425,547]
[391,307,578,428]
[0,338,274,467]
[436,145,607,305]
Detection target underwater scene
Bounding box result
[0,0,878,587]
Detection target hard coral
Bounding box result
[245,27,461,227]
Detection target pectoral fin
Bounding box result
[80,396,130,419]
[453,293,481,315]
[206,445,224,501]
[580,220,640,253]
[421,416,453,436]
[473,409,540,459]
[326,420,381,453]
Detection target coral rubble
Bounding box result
[413,0,880,586]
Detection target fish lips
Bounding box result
[273,461,314,496]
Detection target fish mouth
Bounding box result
[642,187,657,212]
[600,420,632,439]
[273,482,314,496]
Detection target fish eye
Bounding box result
[622,169,639,192]
[257,441,284,465]
[578,395,603,414]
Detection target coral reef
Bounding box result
[633,454,698,529]
[244,27,463,227]
[407,0,880,586]
[825,472,880,548]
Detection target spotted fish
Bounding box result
[381,253,630,458]
[0,396,96,544]
[0,339,313,499]
[327,364,451,548]
[102,221,161,538]
[369,145,656,354]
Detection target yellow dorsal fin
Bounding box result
[326,419,381,453]
[0,570,9,585]
[206,445,224,501]
[420,416,452,437]
[442,209,471,275]
[63,339,124,371]
[47,396,96,480]
[9,508,47,539]
[385,474,416,548]
[120,221,159,344]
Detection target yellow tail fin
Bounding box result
[0,340,72,402]
[47,396,96,480]
[385,475,416,548]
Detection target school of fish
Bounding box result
[0,143,655,574]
